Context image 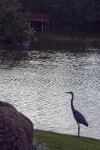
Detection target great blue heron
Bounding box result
[66,92,88,137]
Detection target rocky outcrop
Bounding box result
[0,101,33,150]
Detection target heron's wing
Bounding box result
[73,110,88,126]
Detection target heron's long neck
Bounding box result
[71,93,75,112]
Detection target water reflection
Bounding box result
[0,32,100,140]
[31,31,100,51]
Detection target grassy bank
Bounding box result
[34,129,100,150]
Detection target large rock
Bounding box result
[0,101,33,150]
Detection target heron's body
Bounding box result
[72,109,88,126]
[67,92,88,137]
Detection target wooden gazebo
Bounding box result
[25,13,50,32]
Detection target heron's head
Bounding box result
[66,91,73,96]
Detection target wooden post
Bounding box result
[45,21,47,32]
[42,21,43,32]
[42,13,44,32]
[48,21,49,32]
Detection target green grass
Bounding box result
[34,129,100,150]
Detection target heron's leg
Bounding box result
[78,123,80,137]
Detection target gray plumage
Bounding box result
[66,92,88,137]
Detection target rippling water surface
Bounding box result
[0,32,100,139]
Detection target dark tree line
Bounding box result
[20,0,100,29]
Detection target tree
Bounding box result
[0,0,32,47]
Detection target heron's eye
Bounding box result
[74,112,76,114]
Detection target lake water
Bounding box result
[0,31,100,139]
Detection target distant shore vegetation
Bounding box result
[21,0,100,30]
[0,0,100,50]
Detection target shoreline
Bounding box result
[34,129,100,141]
[34,129,100,150]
